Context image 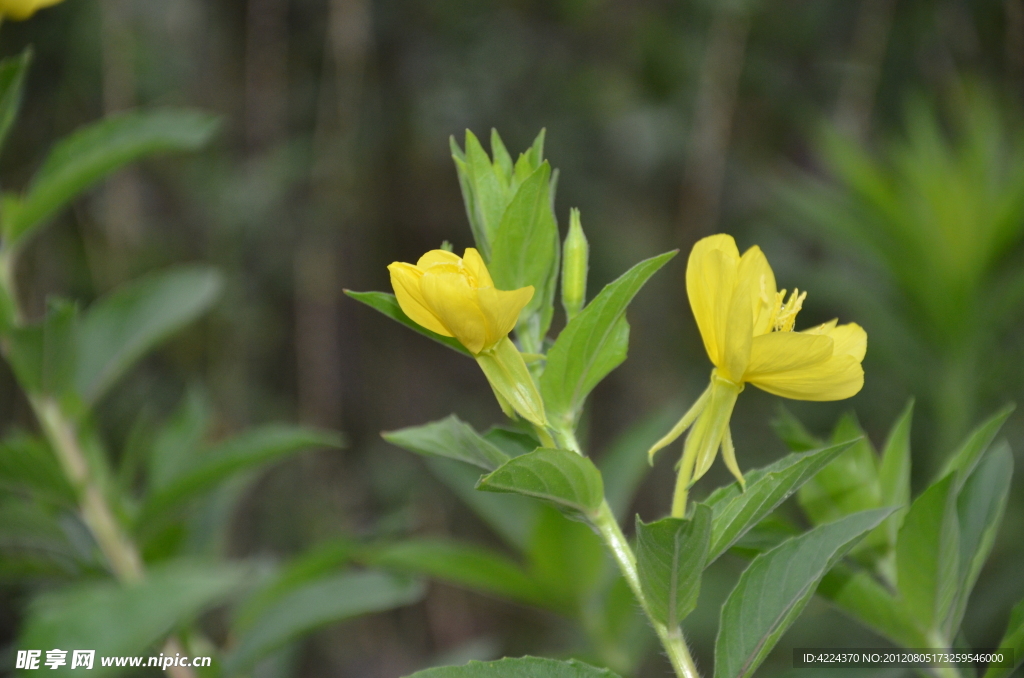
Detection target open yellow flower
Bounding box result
[651,234,867,516]
[388,248,533,355]
[0,0,64,20]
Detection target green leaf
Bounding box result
[20,561,247,677]
[138,426,343,527]
[460,129,510,257]
[344,290,472,356]
[0,48,31,155]
[383,415,510,471]
[896,474,960,634]
[817,563,929,648]
[526,505,606,614]
[6,300,79,400]
[406,656,620,678]
[226,571,424,673]
[427,458,537,551]
[364,539,547,609]
[76,266,223,404]
[704,441,855,563]
[0,432,75,506]
[937,404,1015,490]
[946,442,1013,635]
[541,251,676,431]
[982,598,1024,678]
[147,387,211,491]
[771,406,822,452]
[635,504,711,628]
[797,414,881,527]
[0,498,85,577]
[476,448,603,520]
[488,162,559,320]
[4,109,220,250]
[714,509,892,678]
[874,400,913,555]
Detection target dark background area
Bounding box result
[1,0,1024,675]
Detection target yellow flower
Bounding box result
[388,248,534,355]
[652,234,867,516]
[0,0,64,20]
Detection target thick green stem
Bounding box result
[592,501,701,678]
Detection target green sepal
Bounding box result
[476,336,548,427]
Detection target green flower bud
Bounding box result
[561,208,589,321]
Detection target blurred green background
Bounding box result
[2,0,1024,675]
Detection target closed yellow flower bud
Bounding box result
[0,0,64,20]
[388,248,534,355]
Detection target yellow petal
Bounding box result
[736,246,777,336]
[0,0,62,20]
[462,248,494,287]
[827,322,867,361]
[388,262,452,337]
[747,355,864,401]
[417,249,462,269]
[745,331,834,379]
[420,269,489,354]
[477,285,534,349]
[686,235,740,367]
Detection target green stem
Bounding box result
[592,501,701,678]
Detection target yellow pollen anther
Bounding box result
[774,288,807,332]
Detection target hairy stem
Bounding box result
[592,502,701,678]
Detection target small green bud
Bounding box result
[561,208,589,321]
[440,240,454,252]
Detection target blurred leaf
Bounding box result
[20,561,247,676]
[226,571,424,674]
[729,515,801,559]
[476,448,603,520]
[526,505,605,615]
[3,109,220,250]
[600,404,682,521]
[0,498,83,577]
[0,432,75,505]
[6,300,79,400]
[937,404,1015,490]
[981,598,1024,678]
[896,474,959,634]
[344,291,472,356]
[797,414,881,528]
[0,48,31,156]
[771,406,822,452]
[384,415,510,471]
[635,504,711,627]
[541,251,676,431]
[147,388,211,491]
[874,400,914,559]
[817,563,928,648]
[703,441,854,563]
[75,267,223,405]
[233,538,358,631]
[138,426,343,527]
[364,539,548,609]
[714,509,892,678]
[407,656,620,678]
[427,458,537,552]
[945,442,1012,635]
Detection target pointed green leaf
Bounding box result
[636,504,711,628]
[462,129,509,255]
[344,290,472,356]
[541,251,676,431]
[771,406,822,452]
[364,539,548,609]
[946,442,1013,635]
[476,448,603,520]
[797,414,881,527]
[817,563,929,648]
[896,474,959,633]
[20,561,248,677]
[982,598,1024,678]
[76,266,223,404]
[875,399,913,551]
[138,426,343,527]
[4,109,220,249]
[490,129,514,181]
[714,509,892,678]
[407,656,620,678]
[704,441,854,563]
[937,404,1015,490]
[383,415,510,471]
[226,571,424,673]
[147,388,210,491]
[0,48,31,156]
